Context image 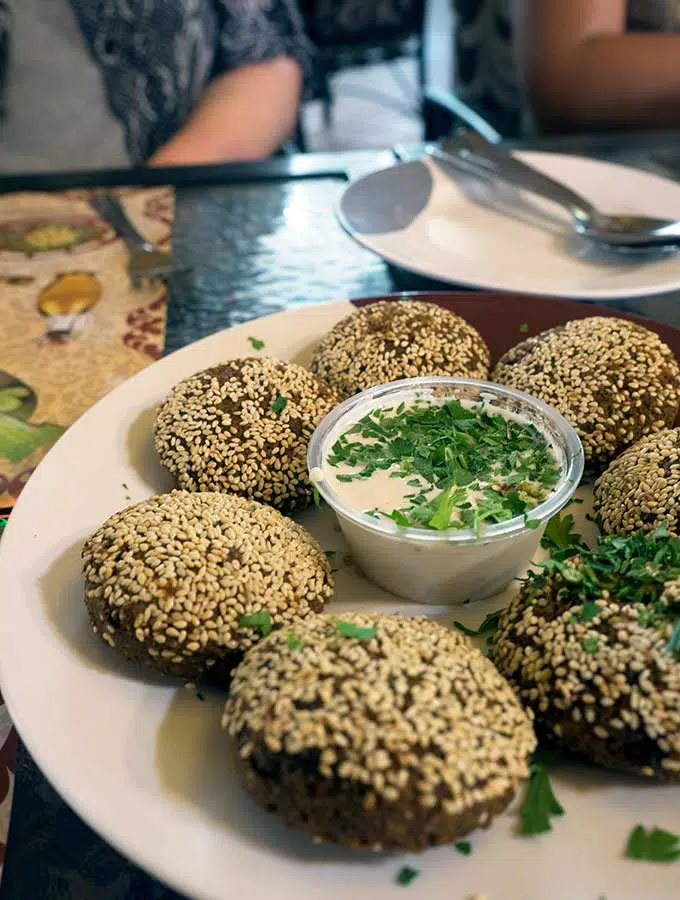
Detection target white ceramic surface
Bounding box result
[339,152,680,300]
[0,300,678,900]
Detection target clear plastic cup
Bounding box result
[308,376,584,605]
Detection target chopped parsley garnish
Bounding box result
[326,398,560,533]
[625,825,680,863]
[569,601,601,624]
[0,517,6,534]
[518,763,564,836]
[239,611,273,637]
[311,483,321,506]
[287,630,302,650]
[333,619,377,641]
[248,336,265,350]
[455,841,472,855]
[395,866,420,886]
[531,526,680,616]
[324,550,336,559]
[196,691,205,701]
[667,619,680,656]
[519,322,529,333]
[540,511,585,553]
[122,482,129,490]
[453,609,504,639]
[525,525,680,657]
[582,635,600,654]
[387,509,411,528]
[271,394,288,415]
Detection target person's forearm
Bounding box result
[530,34,680,132]
[149,56,301,166]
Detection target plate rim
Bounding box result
[338,151,680,300]
[1,293,679,898]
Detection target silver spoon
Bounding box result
[429,131,680,249]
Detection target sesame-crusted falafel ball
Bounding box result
[310,301,490,398]
[223,613,536,851]
[594,428,680,536]
[492,317,680,467]
[154,357,339,511]
[82,491,334,683]
[493,549,680,780]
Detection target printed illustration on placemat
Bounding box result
[0,370,64,467]
[36,272,102,344]
[0,187,173,510]
[0,213,113,257]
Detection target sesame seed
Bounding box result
[224,613,535,851]
[154,357,339,511]
[493,562,680,780]
[310,300,490,398]
[492,317,680,467]
[594,427,680,536]
[82,491,334,681]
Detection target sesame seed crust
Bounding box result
[154,357,339,511]
[493,567,680,779]
[594,428,680,536]
[310,301,491,398]
[82,491,333,683]
[223,613,535,851]
[492,317,680,467]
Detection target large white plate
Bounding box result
[0,299,678,900]
[339,152,680,300]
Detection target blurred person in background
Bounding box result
[453,1,680,137]
[0,0,310,172]
[521,0,680,133]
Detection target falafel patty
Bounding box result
[492,529,680,779]
[310,300,490,398]
[223,613,536,851]
[154,357,339,511]
[492,317,680,467]
[82,491,333,683]
[594,428,680,536]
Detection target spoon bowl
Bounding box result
[577,213,680,247]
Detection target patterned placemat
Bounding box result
[0,185,174,874]
[0,186,173,509]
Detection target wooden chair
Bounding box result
[297,0,428,149]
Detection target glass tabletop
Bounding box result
[2,132,680,898]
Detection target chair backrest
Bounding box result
[452,0,523,139]
[300,0,426,47]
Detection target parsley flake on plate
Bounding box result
[455,840,472,855]
[248,336,265,350]
[518,762,564,836]
[453,609,504,639]
[625,825,680,863]
[395,866,420,886]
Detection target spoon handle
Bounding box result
[436,131,596,223]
